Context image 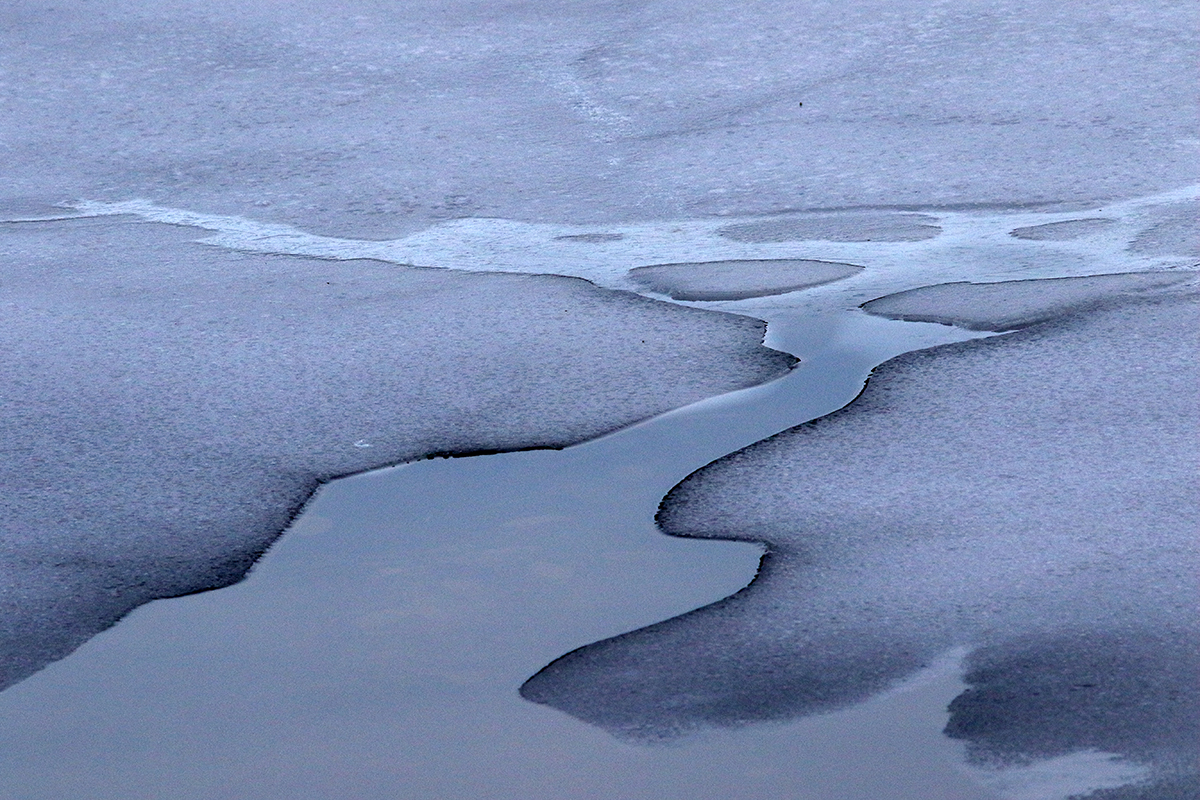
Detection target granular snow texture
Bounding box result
[2,1,1196,238]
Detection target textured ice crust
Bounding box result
[55,186,1199,320]
[861,272,1194,331]
[0,216,794,690]
[627,259,863,301]
[520,292,1199,796]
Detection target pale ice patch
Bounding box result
[965,751,1150,800]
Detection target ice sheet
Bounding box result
[1009,219,1116,241]
[719,214,942,244]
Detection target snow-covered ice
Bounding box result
[3,1,1195,235]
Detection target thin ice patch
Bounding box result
[964,751,1150,800]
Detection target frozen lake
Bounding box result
[2,2,1196,794]
[1,185,1195,799]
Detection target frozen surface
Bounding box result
[3,182,1189,707]
[2,0,1197,238]
[861,271,1194,331]
[1129,202,1200,259]
[628,259,863,301]
[2,185,1195,795]
[0,214,792,690]
[521,292,1199,797]
[2,0,1198,794]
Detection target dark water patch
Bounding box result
[0,311,994,799]
[1009,218,1115,240]
[861,271,1194,331]
[946,630,1200,766]
[628,258,863,301]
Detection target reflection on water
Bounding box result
[0,312,1004,799]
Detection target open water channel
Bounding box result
[0,309,1003,799]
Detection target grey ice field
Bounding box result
[1,2,1197,799]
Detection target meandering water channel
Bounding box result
[0,310,1003,799]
